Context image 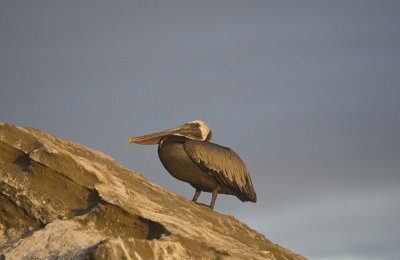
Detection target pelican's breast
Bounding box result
[158,141,218,192]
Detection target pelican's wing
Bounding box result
[184,140,256,202]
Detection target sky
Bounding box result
[1,1,399,259]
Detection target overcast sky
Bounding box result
[1,1,400,259]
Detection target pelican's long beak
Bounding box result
[128,124,194,145]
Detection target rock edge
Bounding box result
[0,122,306,260]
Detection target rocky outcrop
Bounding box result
[0,122,306,259]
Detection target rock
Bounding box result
[0,122,306,259]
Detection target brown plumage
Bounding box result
[128,120,257,209]
[183,140,256,203]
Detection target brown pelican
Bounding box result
[128,120,256,209]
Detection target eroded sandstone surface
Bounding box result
[0,122,306,259]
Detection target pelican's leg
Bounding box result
[210,185,220,209]
[192,189,201,202]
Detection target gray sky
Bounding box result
[1,1,399,259]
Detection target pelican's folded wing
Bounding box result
[184,140,256,202]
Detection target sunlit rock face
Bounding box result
[0,122,306,260]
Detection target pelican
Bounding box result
[128,120,256,209]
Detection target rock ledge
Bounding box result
[0,122,306,259]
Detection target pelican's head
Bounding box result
[128,120,212,145]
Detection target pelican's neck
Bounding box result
[159,135,188,148]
